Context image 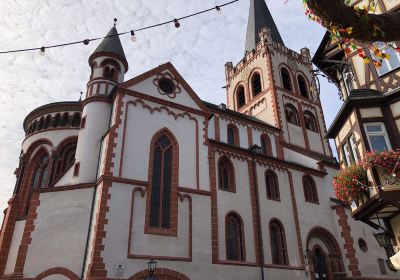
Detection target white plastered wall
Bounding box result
[4,220,25,275]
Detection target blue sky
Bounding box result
[0,0,342,209]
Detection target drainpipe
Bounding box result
[249,145,265,280]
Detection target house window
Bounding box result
[303,175,318,204]
[54,141,77,180]
[298,76,309,98]
[226,213,245,261]
[260,134,272,156]
[53,114,61,128]
[358,238,368,253]
[31,153,50,189]
[270,219,288,265]
[284,104,299,126]
[342,134,360,166]
[236,86,246,109]
[44,115,52,129]
[364,123,391,152]
[251,73,262,97]
[71,113,81,128]
[218,157,235,192]
[61,113,69,127]
[265,170,280,200]
[150,134,174,229]
[304,111,318,132]
[227,124,239,146]
[281,68,292,91]
[370,42,400,76]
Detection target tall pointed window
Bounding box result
[270,219,288,265]
[150,134,174,229]
[236,86,246,109]
[304,111,318,132]
[265,170,280,200]
[226,213,245,261]
[251,73,262,97]
[285,104,299,126]
[31,152,50,189]
[303,175,318,204]
[298,76,309,98]
[281,68,292,91]
[218,157,235,192]
[54,140,77,181]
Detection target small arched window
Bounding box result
[218,157,235,192]
[236,86,246,109]
[298,75,309,98]
[251,73,262,97]
[227,124,239,146]
[71,113,81,128]
[53,114,61,128]
[150,133,175,229]
[38,117,45,131]
[281,68,292,91]
[32,120,38,132]
[285,104,299,126]
[265,170,280,200]
[226,213,245,261]
[44,115,52,129]
[31,152,50,189]
[303,175,318,204]
[270,219,288,265]
[260,134,272,156]
[61,113,69,127]
[304,111,318,132]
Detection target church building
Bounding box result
[0,0,395,279]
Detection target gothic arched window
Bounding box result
[150,134,175,229]
[270,219,288,265]
[236,86,246,109]
[251,73,262,97]
[31,152,50,189]
[303,175,318,204]
[71,113,81,128]
[218,157,235,192]
[304,111,318,132]
[38,117,45,131]
[285,104,299,126]
[281,68,292,91]
[298,75,309,98]
[226,213,245,261]
[54,140,77,181]
[260,134,272,156]
[265,170,280,200]
[61,113,69,127]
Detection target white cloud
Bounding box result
[0,0,342,211]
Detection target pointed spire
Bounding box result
[89,26,128,72]
[245,0,284,52]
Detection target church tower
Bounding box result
[74,27,128,184]
[225,0,332,159]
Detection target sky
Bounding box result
[0,0,342,211]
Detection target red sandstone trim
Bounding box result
[127,267,190,280]
[33,267,80,280]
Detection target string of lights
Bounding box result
[0,0,239,55]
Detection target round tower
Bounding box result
[73,26,128,184]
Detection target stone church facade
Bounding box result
[0,0,395,279]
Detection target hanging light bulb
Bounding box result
[130,30,137,43]
[174,19,180,28]
[216,6,222,14]
[39,47,45,56]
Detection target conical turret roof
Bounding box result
[245,0,284,52]
[89,26,128,71]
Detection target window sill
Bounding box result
[267,197,281,202]
[218,188,236,193]
[305,200,319,205]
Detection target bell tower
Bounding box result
[225,0,332,159]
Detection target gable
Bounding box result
[120,63,208,112]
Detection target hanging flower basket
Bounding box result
[333,163,368,202]
[364,150,400,177]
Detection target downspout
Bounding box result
[250,149,265,280]
[81,88,117,279]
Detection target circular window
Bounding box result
[159,78,175,94]
[358,238,368,252]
